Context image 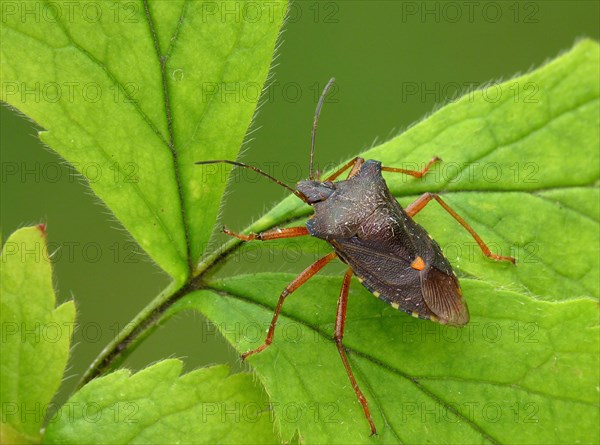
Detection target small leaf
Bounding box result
[43,360,278,445]
[1,225,76,444]
[1,0,286,283]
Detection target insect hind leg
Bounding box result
[334,268,377,435]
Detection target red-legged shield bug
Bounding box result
[196,78,516,435]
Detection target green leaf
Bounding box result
[170,40,599,443]
[179,276,598,444]
[0,0,286,283]
[43,360,278,445]
[1,225,76,444]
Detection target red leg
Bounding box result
[323,157,365,182]
[326,155,439,183]
[381,156,441,178]
[223,226,309,241]
[334,268,377,435]
[406,193,516,263]
[241,252,337,360]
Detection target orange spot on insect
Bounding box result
[411,256,425,271]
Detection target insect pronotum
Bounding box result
[197,78,516,435]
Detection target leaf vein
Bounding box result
[143,0,193,274]
[415,375,596,407]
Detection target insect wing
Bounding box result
[333,237,468,325]
[420,266,469,326]
[331,238,437,320]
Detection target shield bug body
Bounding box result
[197,78,515,435]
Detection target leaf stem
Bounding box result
[76,280,189,388]
[75,210,311,390]
[75,227,266,389]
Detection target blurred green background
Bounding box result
[1,0,599,403]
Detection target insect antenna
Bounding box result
[310,77,336,180]
[196,160,309,203]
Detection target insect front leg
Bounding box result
[323,157,365,181]
[406,192,516,263]
[223,226,309,241]
[381,156,441,178]
[334,268,377,435]
[241,252,337,360]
